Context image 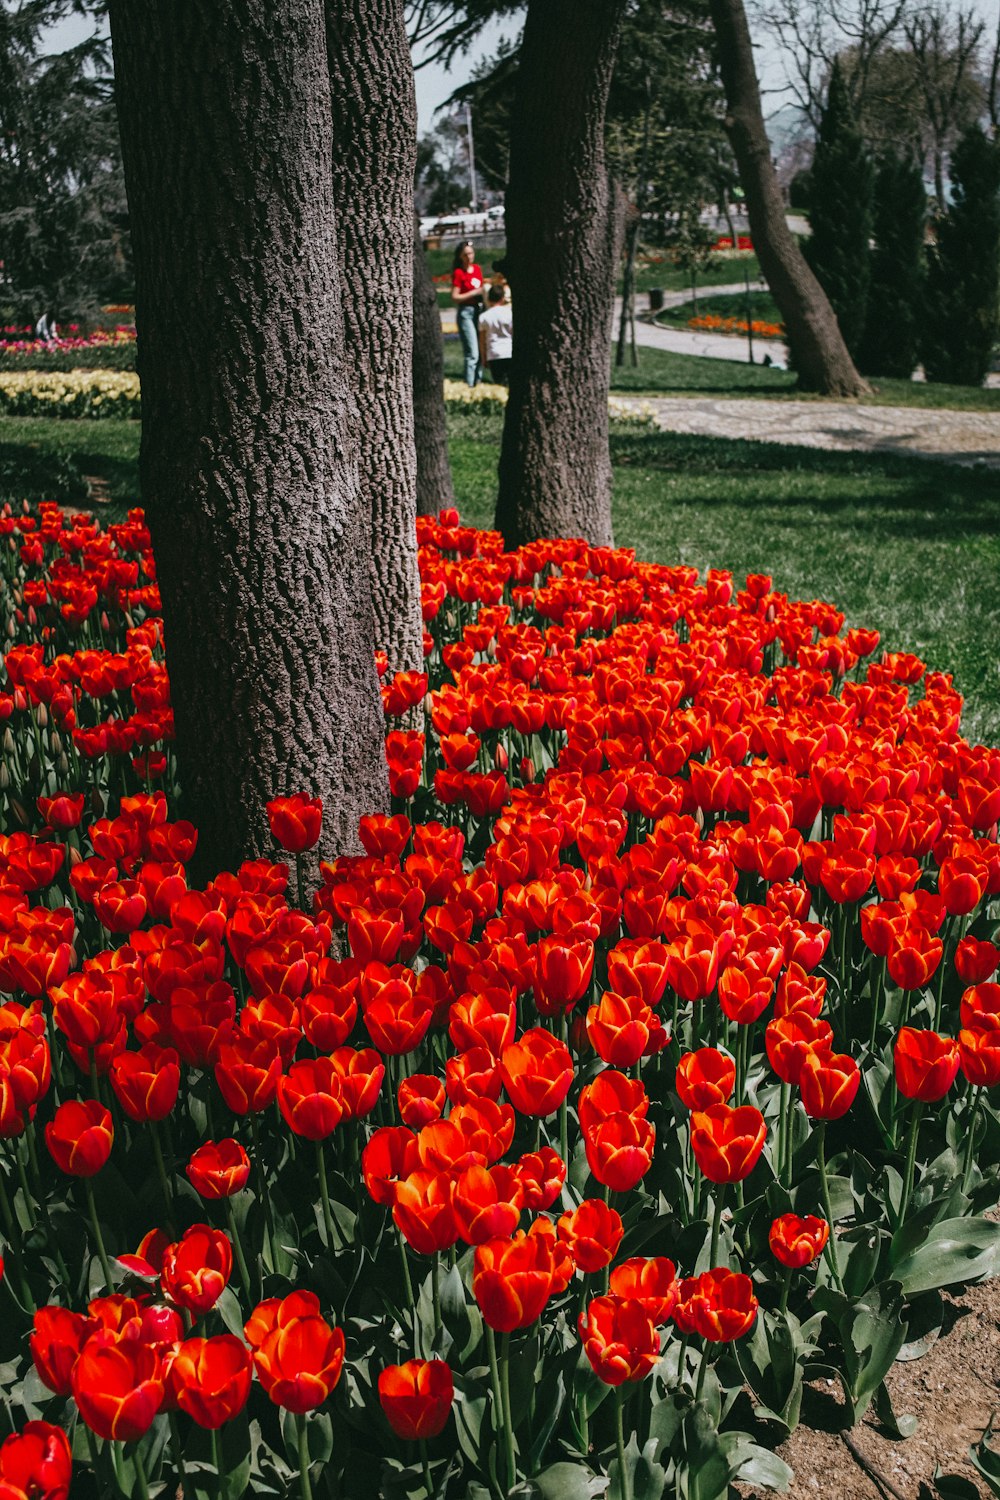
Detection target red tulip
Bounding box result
[45,1099,113,1177]
[893,1027,960,1102]
[160,1225,232,1316]
[675,1048,735,1111]
[472,1228,561,1331]
[186,1138,251,1199]
[30,1306,94,1395]
[166,1335,252,1428]
[378,1358,454,1440]
[689,1104,766,1183]
[276,1057,345,1139]
[109,1043,180,1122]
[499,1028,574,1117]
[71,1331,164,1440]
[0,1421,72,1500]
[608,1257,679,1324]
[799,1050,860,1119]
[266,794,322,853]
[556,1198,623,1273]
[579,1295,659,1385]
[245,1290,345,1413]
[584,1109,655,1193]
[676,1267,757,1342]
[768,1214,829,1269]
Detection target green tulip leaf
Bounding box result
[891,1217,1000,1297]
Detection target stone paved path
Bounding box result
[614,394,1000,468]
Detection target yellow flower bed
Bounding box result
[0,369,141,420]
[443,379,655,426]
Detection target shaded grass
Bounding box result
[448,409,1000,746]
[0,417,139,518]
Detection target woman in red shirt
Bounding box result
[451,240,484,386]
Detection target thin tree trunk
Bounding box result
[709,0,871,396]
[495,0,628,549]
[108,0,388,876]
[412,215,455,516]
[326,0,423,677]
[616,214,639,367]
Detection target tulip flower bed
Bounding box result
[1,500,1000,1500]
[0,373,141,422]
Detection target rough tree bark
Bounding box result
[412,215,455,516]
[495,0,628,550]
[709,0,871,396]
[326,0,423,676]
[108,0,388,876]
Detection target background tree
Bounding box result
[921,124,1000,386]
[902,3,984,205]
[857,150,925,377]
[326,0,424,677]
[803,60,873,359]
[108,0,388,874]
[495,0,628,548]
[412,214,455,514]
[709,0,870,395]
[0,1,131,319]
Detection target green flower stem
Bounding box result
[249,1112,275,1266]
[316,1138,337,1252]
[778,1082,791,1186]
[84,1176,115,1292]
[132,1443,150,1500]
[431,1250,442,1351]
[150,1120,177,1231]
[397,1232,417,1347]
[962,1087,984,1194]
[224,1198,253,1305]
[499,1332,517,1495]
[709,1188,725,1266]
[419,1437,434,1499]
[167,1411,193,1500]
[485,1325,506,1483]
[21,1133,71,1290]
[695,1343,710,1401]
[897,1102,924,1230]
[869,958,888,1053]
[814,1122,843,1291]
[615,1388,632,1500]
[778,1264,793,1316]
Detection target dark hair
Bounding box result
[451,240,475,270]
[487,282,506,303]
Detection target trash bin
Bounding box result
[648,287,664,312]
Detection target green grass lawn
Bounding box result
[656,289,783,328]
[4,406,1000,743]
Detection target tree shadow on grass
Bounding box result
[610,431,1000,541]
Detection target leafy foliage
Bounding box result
[921,124,1000,387]
[0,1,131,322]
[857,151,926,380]
[803,59,874,360]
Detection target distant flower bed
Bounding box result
[0,326,136,358]
[0,370,141,420]
[443,379,656,426]
[688,313,785,340]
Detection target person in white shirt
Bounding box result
[478,282,513,386]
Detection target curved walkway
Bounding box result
[614,394,1000,469]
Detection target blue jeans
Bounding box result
[457,304,480,386]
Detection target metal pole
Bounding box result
[465,103,478,212]
[744,260,755,365]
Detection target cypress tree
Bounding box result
[804,59,873,360]
[858,153,926,379]
[921,125,1000,387]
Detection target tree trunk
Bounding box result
[412,215,455,517]
[326,0,423,677]
[108,0,388,877]
[495,0,628,549]
[708,0,871,396]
